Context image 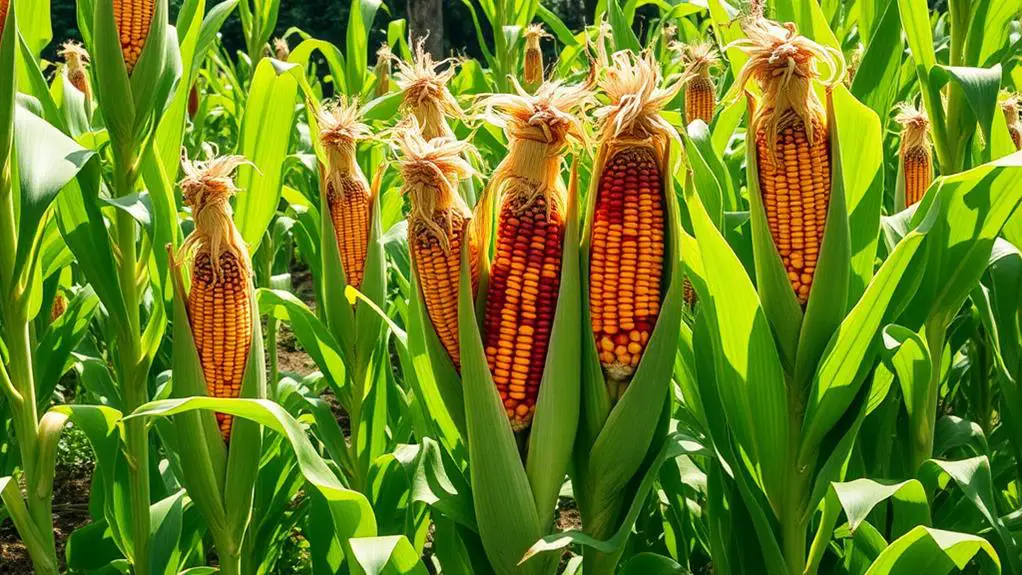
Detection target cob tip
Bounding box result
[894,102,931,152]
[393,119,476,251]
[394,37,464,138]
[59,41,92,96]
[273,37,290,61]
[728,19,842,155]
[374,43,393,97]
[178,150,253,280]
[595,50,682,145]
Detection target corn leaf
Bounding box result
[526,166,581,533]
[806,479,930,575]
[349,535,430,575]
[863,525,1000,574]
[233,59,301,252]
[128,397,379,549]
[799,224,927,466]
[683,161,790,516]
[918,457,1019,572]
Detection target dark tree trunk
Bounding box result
[408,0,444,58]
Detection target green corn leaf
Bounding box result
[683,166,790,517]
[233,58,301,253]
[851,0,903,123]
[918,457,1019,572]
[128,397,379,550]
[344,0,384,97]
[33,286,99,407]
[806,479,930,575]
[774,0,841,52]
[799,225,927,467]
[349,535,430,575]
[10,104,95,305]
[863,525,1000,574]
[526,166,581,533]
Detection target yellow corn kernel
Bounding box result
[113,0,155,75]
[895,103,933,208]
[412,211,479,369]
[756,120,830,305]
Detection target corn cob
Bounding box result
[1002,94,1022,151]
[59,41,92,100]
[682,279,697,307]
[480,81,589,430]
[679,42,719,125]
[732,20,840,305]
[522,24,550,87]
[113,0,156,75]
[51,293,66,322]
[374,44,392,98]
[590,51,678,390]
[0,0,8,42]
[318,99,373,290]
[895,103,932,208]
[178,154,254,441]
[843,44,864,88]
[394,38,463,140]
[273,37,290,61]
[395,123,478,369]
[188,84,199,119]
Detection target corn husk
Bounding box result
[522,24,551,86]
[374,43,392,98]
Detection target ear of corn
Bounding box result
[1003,94,1022,151]
[318,99,373,291]
[50,293,66,322]
[523,24,549,87]
[113,0,155,75]
[394,38,463,140]
[480,81,588,430]
[731,21,840,305]
[188,84,199,119]
[895,103,932,208]
[374,44,392,98]
[396,123,478,370]
[0,0,10,42]
[178,154,254,441]
[590,51,677,391]
[60,41,92,99]
[273,37,290,61]
[679,42,719,125]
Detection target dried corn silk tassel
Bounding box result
[394,38,463,140]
